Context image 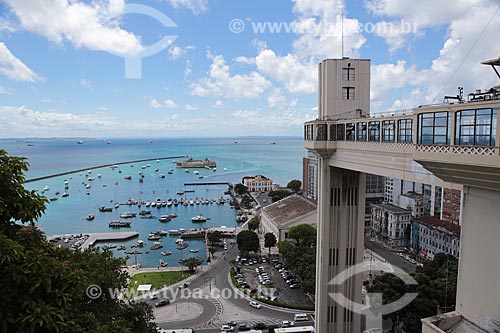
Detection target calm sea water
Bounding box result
[1,137,305,268]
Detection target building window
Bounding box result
[369,121,380,141]
[346,123,355,141]
[398,119,413,143]
[342,87,355,100]
[417,112,450,144]
[329,124,337,141]
[315,124,327,141]
[382,120,395,142]
[336,123,345,141]
[357,122,367,141]
[342,67,355,81]
[455,108,497,146]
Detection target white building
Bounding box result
[260,194,317,242]
[242,175,274,192]
[371,203,412,247]
[398,191,424,217]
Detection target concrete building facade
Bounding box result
[371,203,412,247]
[412,215,460,259]
[303,151,318,201]
[242,175,274,192]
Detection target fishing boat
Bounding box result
[120,212,137,218]
[86,214,95,221]
[151,242,163,250]
[158,174,165,178]
[148,234,162,241]
[139,210,152,216]
[176,242,188,250]
[155,230,168,236]
[50,197,58,202]
[189,249,199,253]
[159,259,168,267]
[169,230,181,235]
[191,215,207,223]
[159,215,171,222]
[108,221,132,228]
[99,206,113,212]
[175,238,184,244]
[161,250,172,256]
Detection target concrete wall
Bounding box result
[456,186,500,332]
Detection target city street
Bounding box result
[364,237,416,273]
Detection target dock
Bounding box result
[184,181,232,186]
[25,155,188,183]
[48,232,139,250]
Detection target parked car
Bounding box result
[281,321,295,328]
[253,322,267,330]
[224,321,237,327]
[220,325,234,332]
[155,299,169,307]
[238,323,253,331]
[249,301,262,309]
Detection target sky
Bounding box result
[0,0,499,138]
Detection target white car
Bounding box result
[249,301,262,309]
[281,321,294,328]
[149,293,158,300]
[221,325,234,332]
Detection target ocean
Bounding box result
[1,137,305,268]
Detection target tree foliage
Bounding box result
[0,150,157,333]
[236,230,259,256]
[288,224,316,247]
[234,183,248,195]
[264,232,277,254]
[286,180,302,193]
[180,257,203,272]
[276,223,317,294]
[368,253,459,333]
[247,216,260,231]
[207,231,221,245]
[268,189,293,202]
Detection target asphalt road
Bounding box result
[150,241,311,330]
[364,237,416,273]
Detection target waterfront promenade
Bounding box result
[47,231,139,250]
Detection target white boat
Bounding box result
[175,238,184,244]
[190,249,199,253]
[169,230,181,235]
[193,170,199,175]
[77,140,83,144]
[184,169,189,173]
[191,215,207,223]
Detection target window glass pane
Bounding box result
[461,110,475,116]
[422,127,433,135]
[434,136,447,144]
[476,114,491,124]
[475,125,490,136]
[422,118,434,126]
[434,127,447,135]
[435,117,448,126]
[476,108,492,115]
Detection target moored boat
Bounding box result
[108,221,132,228]
[191,214,207,223]
[86,214,95,221]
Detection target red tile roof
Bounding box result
[262,194,317,226]
[417,215,461,235]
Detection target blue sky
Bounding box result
[0,0,499,138]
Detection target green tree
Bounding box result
[288,224,316,246]
[236,230,260,256]
[207,231,221,245]
[180,257,203,272]
[286,179,302,193]
[248,216,260,231]
[264,232,277,254]
[0,150,157,333]
[268,189,293,202]
[368,253,459,333]
[234,183,248,195]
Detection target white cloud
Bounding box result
[213,100,224,108]
[191,53,272,100]
[255,49,316,94]
[4,0,142,56]
[0,105,188,137]
[99,106,109,111]
[0,42,40,82]
[0,17,17,33]
[149,98,162,109]
[234,56,255,65]
[164,0,208,15]
[164,99,178,109]
[0,86,12,94]
[41,98,52,103]
[79,78,94,91]
[168,45,187,59]
[268,88,287,109]
[185,104,198,111]
[184,59,193,76]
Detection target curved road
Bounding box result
[149,241,311,330]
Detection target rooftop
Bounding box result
[421,311,489,333]
[416,215,461,235]
[262,194,317,226]
[373,203,411,214]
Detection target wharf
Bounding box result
[184,181,232,186]
[25,155,187,183]
[48,232,139,250]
